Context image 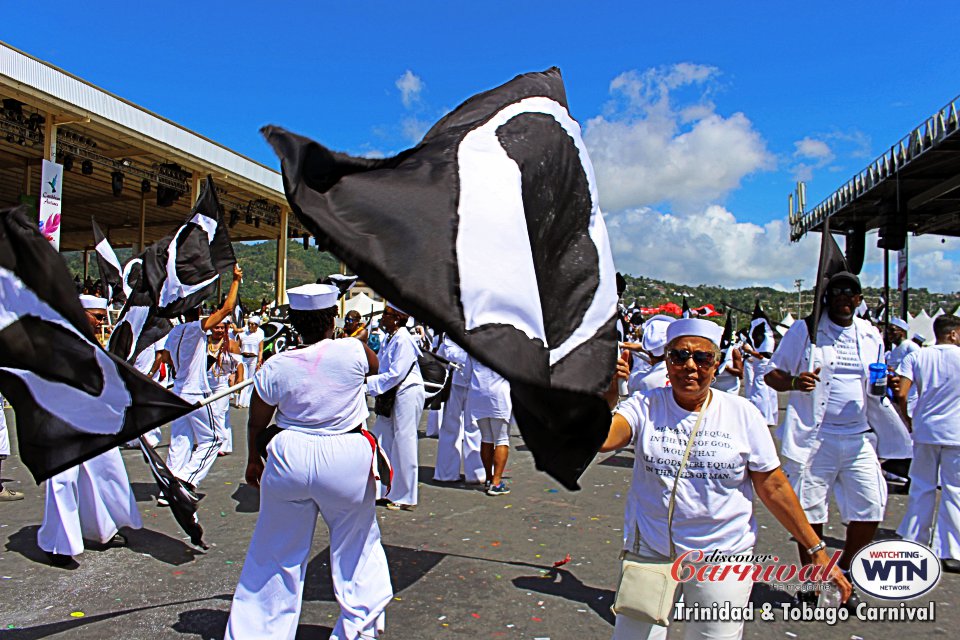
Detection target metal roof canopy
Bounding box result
[790,94,960,242]
[0,41,309,252]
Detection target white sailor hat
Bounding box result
[641,314,674,357]
[386,301,410,316]
[889,317,909,333]
[287,284,340,311]
[666,318,724,348]
[79,294,108,310]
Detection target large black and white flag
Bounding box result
[108,259,172,363]
[750,301,776,353]
[805,217,850,346]
[264,68,618,489]
[142,175,236,318]
[0,206,194,481]
[91,217,125,305]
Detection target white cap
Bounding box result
[890,317,909,333]
[247,316,260,325]
[287,284,339,311]
[79,294,108,310]
[642,314,674,356]
[386,301,410,316]
[666,318,724,348]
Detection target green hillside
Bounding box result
[62,242,959,321]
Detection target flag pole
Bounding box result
[196,379,254,408]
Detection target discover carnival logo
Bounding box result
[850,540,941,600]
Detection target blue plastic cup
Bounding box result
[869,363,888,396]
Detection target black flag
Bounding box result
[108,259,173,363]
[0,206,195,481]
[264,68,618,489]
[92,217,125,305]
[804,218,849,345]
[319,273,359,299]
[141,175,236,318]
[139,437,207,549]
[720,311,733,355]
[681,297,692,318]
[750,301,775,353]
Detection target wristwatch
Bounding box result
[807,540,827,555]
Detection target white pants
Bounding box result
[425,406,441,438]
[237,357,258,407]
[167,392,220,488]
[225,430,392,640]
[0,398,9,457]
[613,539,755,640]
[897,443,960,560]
[37,448,142,557]
[746,359,777,425]
[210,388,233,454]
[372,385,424,506]
[434,384,483,482]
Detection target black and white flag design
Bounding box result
[750,301,776,353]
[681,297,692,318]
[141,175,236,318]
[92,217,125,305]
[108,259,173,363]
[319,273,359,299]
[0,206,194,481]
[264,68,618,489]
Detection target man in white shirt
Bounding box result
[887,316,920,414]
[368,303,424,510]
[433,336,483,484]
[895,314,960,573]
[235,318,265,408]
[160,264,243,494]
[467,357,512,495]
[765,271,886,607]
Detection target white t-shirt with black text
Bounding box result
[615,387,780,556]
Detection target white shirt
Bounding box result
[208,351,242,391]
[819,318,869,434]
[897,345,960,446]
[366,328,422,396]
[238,327,265,355]
[437,336,471,387]
[133,336,166,379]
[165,321,211,395]
[467,358,512,421]
[615,388,780,556]
[888,338,920,416]
[629,360,669,394]
[254,339,369,433]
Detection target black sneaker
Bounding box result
[106,533,127,547]
[942,559,960,573]
[46,552,73,567]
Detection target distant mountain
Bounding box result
[62,242,959,321]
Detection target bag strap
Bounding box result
[664,391,712,560]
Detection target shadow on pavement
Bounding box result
[303,543,446,601]
[417,466,485,492]
[172,607,228,639]
[748,581,793,606]
[230,485,261,513]
[512,568,615,624]
[597,453,634,468]
[126,526,206,566]
[131,481,160,502]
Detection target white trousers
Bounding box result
[425,406,441,438]
[372,385,424,506]
[0,398,9,457]
[210,388,233,454]
[613,539,754,640]
[237,357,258,407]
[897,442,960,560]
[166,392,220,488]
[225,430,392,640]
[37,448,142,557]
[434,384,483,482]
[746,359,777,425]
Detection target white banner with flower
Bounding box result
[39,159,63,250]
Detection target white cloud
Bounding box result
[400,116,429,144]
[794,137,833,161]
[395,70,424,109]
[584,64,772,212]
[605,205,820,288]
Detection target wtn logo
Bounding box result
[851,541,941,600]
[861,559,927,583]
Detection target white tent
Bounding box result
[343,292,384,319]
[909,310,935,346]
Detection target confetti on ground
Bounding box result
[553,553,572,568]
[225,482,233,485]
[547,489,558,493]
[225,561,234,565]
[785,633,797,638]
[70,612,84,618]
[438,616,446,621]
[173,571,184,575]
[471,612,481,619]
[491,541,501,547]
[531,616,543,622]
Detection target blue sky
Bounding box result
[6,1,959,291]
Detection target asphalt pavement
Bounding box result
[0,398,956,639]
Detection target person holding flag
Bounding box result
[37,294,142,566]
[159,264,244,495]
[225,283,390,640]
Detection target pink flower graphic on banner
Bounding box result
[39,213,61,242]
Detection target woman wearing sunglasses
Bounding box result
[601,318,850,639]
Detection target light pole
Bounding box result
[795,279,804,316]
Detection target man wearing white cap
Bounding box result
[226,283,392,639]
[235,317,265,408]
[887,316,920,417]
[368,302,424,511]
[602,318,849,638]
[159,264,243,494]
[627,315,673,394]
[433,335,484,484]
[37,294,142,566]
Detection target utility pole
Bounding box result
[795,279,804,316]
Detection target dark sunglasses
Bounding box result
[829,286,860,298]
[667,348,716,368]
